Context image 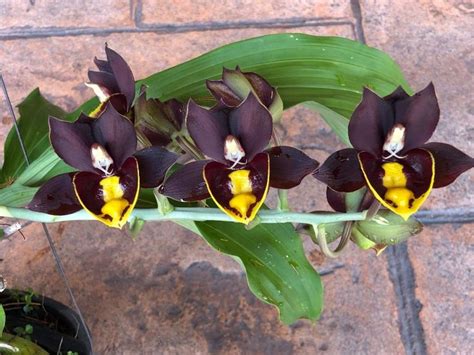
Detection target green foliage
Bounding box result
[0,305,5,337]
[0,34,409,195]
[141,34,411,115]
[9,288,37,314]
[0,332,48,354]
[13,323,33,340]
[0,89,66,184]
[195,220,323,324]
[0,91,97,185]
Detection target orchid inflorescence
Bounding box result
[27,45,473,252]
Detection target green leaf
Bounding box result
[0,332,48,354]
[0,89,98,185]
[141,34,411,116]
[0,305,5,337]
[24,324,33,335]
[0,184,38,207]
[195,220,323,324]
[15,147,74,187]
[1,89,65,184]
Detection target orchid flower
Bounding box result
[28,104,177,228]
[314,84,473,220]
[160,93,318,224]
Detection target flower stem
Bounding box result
[313,224,345,258]
[277,189,289,211]
[0,206,366,226]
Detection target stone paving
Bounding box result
[0,0,472,353]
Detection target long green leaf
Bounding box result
[0,184,38,207]
[0,305,5,337]
[14,147,73,186]
[195,220,323,324]
[0,89,66,184]
[141,34,411,114]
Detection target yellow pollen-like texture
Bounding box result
[101,176,124,201]
[381,162,419,220]
[99,176,130,227]
[382,162,407,188]
[228,169,256,219]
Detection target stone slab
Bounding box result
[0,220,403,354]
[409,223,473,354]
[0,0,134,31]
[139,0,353,26]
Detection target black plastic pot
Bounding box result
[1,289,92,354]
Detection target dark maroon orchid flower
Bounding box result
[206,67,283,121]
[160,93,318,224]
[28,104,178,229]
[314,84,473,220]
[86,44,135,116]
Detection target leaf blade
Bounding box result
[195,220,323,324]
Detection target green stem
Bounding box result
[277,189,289,211]
[0,206,366,225]
[314,224,344,258]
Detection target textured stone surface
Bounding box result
[409,223,473,354]
[271,105,348,213]
[0,0,134,31]
[360,0,474,210]
[0,221,403,353]
[139,0,353,25]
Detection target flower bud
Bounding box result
[133,87,184,147]
[351,226,388,255]
[206,67,283,122]
[354,209,423,245]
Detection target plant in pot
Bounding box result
[0,33,472,349]
[0,285,92,354]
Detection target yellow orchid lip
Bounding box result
[73,157,140,229]
[203,153,270,224]
[358,149,435,220]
